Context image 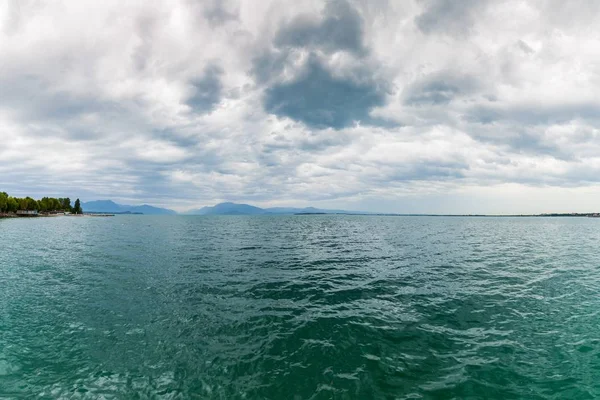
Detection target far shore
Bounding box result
[3,212,600,219]
[0,212,114,219]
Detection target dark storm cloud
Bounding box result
[274,0,366,55]
[403,73,481,106]
[255,0,393,129]
[252,0,367,85]
[251,51,289,84]
[264,58,387,129]
[186,65,224,114]
[415,0,489,35]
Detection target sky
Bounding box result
[1,0,600,214]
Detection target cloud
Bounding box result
[264,57,387,129]
[255,0,392,129]
[201,0,239,25]
[465,103,600,126]
[274,0,366,56]
[403,72,481,106]
[2,0,600,213]
[186,65,224,114]
[415,0,490,36]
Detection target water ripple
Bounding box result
[2,216,600,398]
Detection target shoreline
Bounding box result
[2,212,599,219]
[0,213,114,219]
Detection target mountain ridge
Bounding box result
[82,200,177,215]
[185,202,369,215]
[82,200,368,216]
[185,202,267,215]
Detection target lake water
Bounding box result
[1,215,600,399]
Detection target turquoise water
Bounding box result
[1,215,600,399]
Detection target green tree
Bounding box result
[0,193,84,214]
[38,197,45,212]
[25,197,38,211]
[0,192,7,212]
[49,198,60,211]
[18,198,27,210]
[7,197,18,213]
[73,199,82,214]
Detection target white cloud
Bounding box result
[2,0,600,213]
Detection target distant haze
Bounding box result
[82,200,176,215]
[2,1,600,214]
[184,202,365,215]
[83,200,366,216]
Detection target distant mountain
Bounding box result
[82,200,125,213]
[264,207,316,214]
[129,204,177,215]
[185,202,267,215]
[83,200,368,216]
[185,202,369,215]
[264,206,358,214]
[82,200,176,215]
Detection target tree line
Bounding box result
[0,192,83,214]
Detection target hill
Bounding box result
[82,200,176,215]
[185,202,367,215]
[185,202,267,215]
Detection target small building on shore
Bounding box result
[16,210,38,216]
[47,211,70,215]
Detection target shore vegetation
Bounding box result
[0,192,83,215]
